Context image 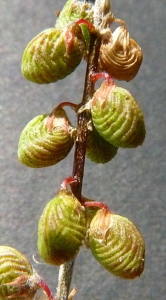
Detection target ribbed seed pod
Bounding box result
[88,209,145,279]
[86,124,118,164]
[91,80,146,148]
[0,246,40,300]
[55,0,94,29]
[18,107,76,168]
[21,23,85,84]
[38,189,86,265]
[99,26,143,81]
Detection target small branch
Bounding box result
[55,1,109,298]
[56,260,75,300]
[55,33,99,300]
[72,32,100,200]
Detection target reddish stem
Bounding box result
[60,177,77,190]
[90,71,115,84]
[75,19,96,32]
[39,279,54,300]
[71,32,99,201]
[83,201,109,210]
[56,13,103,300]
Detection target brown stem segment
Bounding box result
[55,0,107,297]
[55,32,101,300]
[72,32,101,200]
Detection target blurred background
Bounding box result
[0,0,166,299]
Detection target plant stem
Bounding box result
[55,33,99,300]
[55,1,109,298]
[56,259,75,300]
[71,33,100,200]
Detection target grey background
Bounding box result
[0,0,166,299]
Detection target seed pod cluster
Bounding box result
[21,23,86,84]
[18,107,76,168]
[88,209,145,279]
[99,25,143,81]
[19,0,146,287]
[0,246,40,300]
[91,80,146,148]
[38,189,86,265]
[86,124,118,164]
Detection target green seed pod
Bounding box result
[38,189,86,265]
[91,81,146,148]
[21,23,85,84]
[18,107,76,168]
[88,209,145,279]
[0,246,40,300]
[86,123,118,164]
[55,0,94,29]
[99,26,143,81]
